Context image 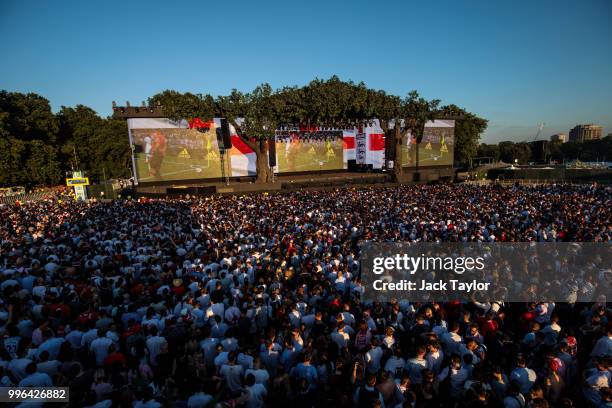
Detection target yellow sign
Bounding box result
[66,177,89,186]
[178,148,191,159]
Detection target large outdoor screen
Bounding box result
[402,119,455,168]
[275,131,345,173]
[130,125,224,182]
[128,118,257,183]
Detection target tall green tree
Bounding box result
[217,84,285,183]
[403,92,440,177]
[439,104,488,166]
[0,91,59,143]
[57,105,132,181]
[0,132,27,186]
[476,144,501,162]
[25,140,61,185]
[148,90,217,121]
[373,91,439,179]
[498,141,531,164]
[0,91,62,187]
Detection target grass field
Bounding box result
[402,144,453,167]
[276,141,344,172]
[134,152,225,182]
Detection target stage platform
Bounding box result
[133,167,455,197]
[136,172,392,197]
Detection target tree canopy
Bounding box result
[0,92,131,187]
[0,77,491,187]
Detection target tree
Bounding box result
[25,140,61,186]
[476,144,501,162]
[0,91,62,187]
[57,105,132,181]
[57,105,104,172]
[148,90,216,121]
[0,91,58,143]
[217,84,284,183]
[83,119,131,181]
[498,141,531,164]
[0,133,27,186]
[439,104,488,166]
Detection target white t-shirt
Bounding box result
[146,336,167,366]
[19,372,53,387]
[365,346,383,373]
[510,367,537,394]
[244,368,269,385]
[503,394,526,408]
[246,383,267,408]
[90,337,113,366]
[220,364,244,393]
[187,392,214,408]
[590,335,612,358]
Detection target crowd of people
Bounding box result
[0,183,610,408]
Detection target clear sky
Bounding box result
[1,0,610,143]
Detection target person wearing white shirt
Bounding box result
[81,326,99,349]
[341,308,355,326]
[244,373,267,408]
[245,357,269,385]
[210,317,229,339]
[459,340,482,366]
[224,303,241,324]
[384,349,406,379]
[288,306,301,328]
[583,360,612,406]
[590,327,612,358]
[509,357,537,394]
[279,339,299,373]
[200,335,219,367]
[406,346,428,385]
[18,363,52,387]
[221,334,239,353]
[365,339,383,374]
[503,383,526,408]
[8,358,32,382]
[426,342,444,375]
[237,352,254,371]
[65,326,84,350]
[133,387,161,408]
[214,348,229,372]
[36,333,64,361]
[541,316,562,346]
[331,323,350,349]
[438,356,470,399]
[187,391,213,408]
[90,328,113,366]
[36,351,59,377]
[145,327,167,366]
[219,352,244,395]
[441,323,463,356]
[209,302,225,319]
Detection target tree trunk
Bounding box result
[228,119,272,184]
[254,139,271,184]
[394,125,403,180]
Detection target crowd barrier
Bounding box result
[0,191,57,205]
[465,179,601,186]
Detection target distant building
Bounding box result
[550,133,567,143]
[569,124,603,142]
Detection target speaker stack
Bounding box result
[216,118,232,149]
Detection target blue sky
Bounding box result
[1,0,610,143]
